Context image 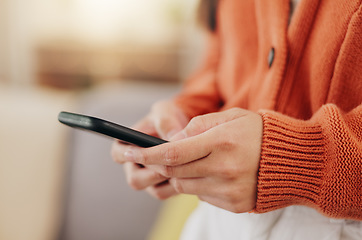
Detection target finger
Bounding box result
[124,132,213,166]
[169,177,242,199]
[154,115,183,140]
[147,156,212,178]
[112,140,143,164]
[174,108,248,139]
[124,162,168,190]
[173,176,256,213]
[133,117,158,136]
[146,181,178,200]
[151,101,189,140]
[169,177,217,196]
[111,140,127,164]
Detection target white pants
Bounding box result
[180,202,361,240]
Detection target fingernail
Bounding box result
[167,130,179,140]
[170,130,187,141]
[124,149,139,162]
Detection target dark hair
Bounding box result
[197,0,219,32]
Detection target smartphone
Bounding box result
[58,111,167,148]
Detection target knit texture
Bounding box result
[174,0,362,220]
[256,105,362,219]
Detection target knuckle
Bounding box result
[172,178,184,194]
[111,143,122,163]
[218,162,239,179]
[110,149,119,163]
[161,165,174,178]
[187,116,199,128]
[217,138,236,151]
[187,116,206,132]
[149,188,170,200]
[126,175,143,190]
[137,151,147,165]
[155,193,169,200]
[151,170,163,181]
[164,146,180,166]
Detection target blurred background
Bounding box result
[0,0,205,239]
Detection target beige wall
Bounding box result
[0,0,9,82]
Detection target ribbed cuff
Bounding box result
[254,111,325,213]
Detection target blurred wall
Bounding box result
[1,0,36,85]
[0,0,205,87]
[0,1,206,240]
[0,0,10,82]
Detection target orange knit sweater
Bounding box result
[174,0,362,220]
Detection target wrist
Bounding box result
[255,111,325,213]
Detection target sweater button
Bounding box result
[268,47,275,67]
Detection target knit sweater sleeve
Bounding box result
[173,32,223,118]
[255,104,362,220]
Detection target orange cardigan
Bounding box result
[174,0,362,220]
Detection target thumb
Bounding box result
[179,108,249,138]
[150,101,189,140]
[132,117,158,136]
[154,117,184,140]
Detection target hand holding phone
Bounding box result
[58,111,167,148]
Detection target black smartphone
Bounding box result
[58,111,167,148]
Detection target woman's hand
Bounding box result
[111,100,189,200]
[121,108,263,213]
